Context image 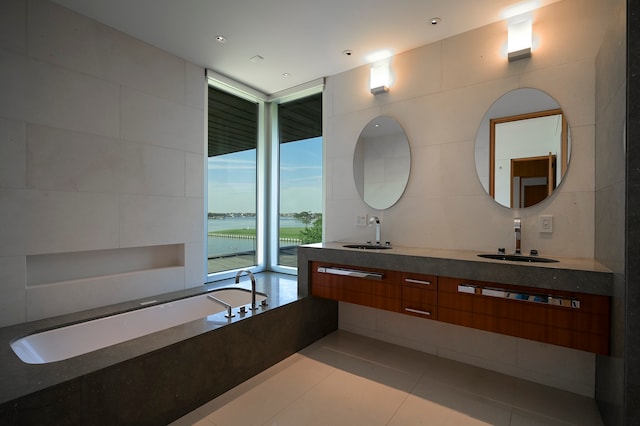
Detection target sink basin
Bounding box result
[478,253,558,263]
[343,244,392,250]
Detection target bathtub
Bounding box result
[10,288,267,365]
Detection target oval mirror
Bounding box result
[474,88,571,208]
[354,116,411,210]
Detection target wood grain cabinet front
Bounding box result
[401,273,438,319]
[437,276,610,355]
[309,261,610,354]
[310,262,401,312]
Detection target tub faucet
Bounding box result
[514,217,522,255]
[370,216,381,245]
[235,270,257,310]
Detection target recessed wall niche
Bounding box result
[26,245,184,287]
[25,245,186,320]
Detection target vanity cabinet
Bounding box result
[309,261,610,355]
[437,277,610,354]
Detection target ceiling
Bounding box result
[52,0,560,95]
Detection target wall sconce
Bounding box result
[507,18,532,62]
[370,59,390,95]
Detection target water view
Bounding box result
[207,216,308,258]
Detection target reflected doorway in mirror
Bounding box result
[475,88,571,209]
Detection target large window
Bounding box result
[207,77,322,279]
[277,94,323,268]
[207,86,259,275]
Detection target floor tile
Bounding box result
[419,355,517,406]
[510,408,575,426]
[198,354,335,426]
[409,376,512,426]
[389,393,506,426]
[301,329,388,360]
[171,331,604,426]
[191,353,306,414]
[387,394,461,426]
[512,379,603,425]
[266,369,408,426]
[302,332,425,392]
[169,411,215,426]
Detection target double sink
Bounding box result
[342,243,392,250]
[476,253,558,263]
[342,244,558,263]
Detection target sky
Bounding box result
[208,137,322,214]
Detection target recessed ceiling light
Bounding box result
[282,73,291,77]
[429,17,441,25]
[215,35,227,43]
[343,49,353,56]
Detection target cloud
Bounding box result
[279,164,322,172]
[207,157,256,171]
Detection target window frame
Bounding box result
[205,71,323,282]
[269,89,324,274]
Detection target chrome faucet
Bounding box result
[207,294,234,318]
[514,217,522,255]
[370,216,381,245]
[235,270,257,310]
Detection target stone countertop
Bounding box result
[297,242,613,296]
[0,272,300,406]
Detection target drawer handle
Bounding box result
[462,284,581,309]
[405,278,432,285]
[405,307,431,316]
[481,288,508,298]
[458,284,477,294]
[317,267,383,280]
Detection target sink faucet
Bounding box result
[370,216,381,245]
[235,270,257,310]
[514,217,521,255]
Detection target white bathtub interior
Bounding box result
[10,288,267,365]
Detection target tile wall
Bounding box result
[324,0,612,258]
[621,0,640,423]
[323,0,618,399]
[339,302,597,397]
[593,0,626,423]
[0,0,206,326]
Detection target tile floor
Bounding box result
[171,330,604,426]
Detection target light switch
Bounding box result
[355,215,368,227]
[538,215,553,233]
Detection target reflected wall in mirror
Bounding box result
[475,89,571,208]
[354,116,411,210]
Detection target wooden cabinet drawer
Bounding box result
[402,286,437,319]
[310,262,401,312]
[401,272,437,290]
[401,272,437,319]
[437,276,610,354]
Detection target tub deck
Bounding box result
[0,272,338,424]
[11,288,268,364]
